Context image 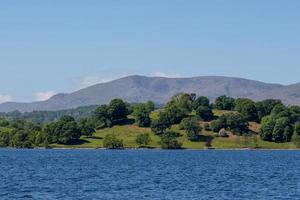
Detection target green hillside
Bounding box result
[52,110,296,149]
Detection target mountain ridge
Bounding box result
[0,75,299,112]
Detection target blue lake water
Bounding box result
[1,149,300,200]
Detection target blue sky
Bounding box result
[0,0,300,102]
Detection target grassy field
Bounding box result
[52,110,298,149]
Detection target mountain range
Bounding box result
[1,75,300,112]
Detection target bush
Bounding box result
[160,131,182,149]
[103,134,124,149]
[136,133,151,147]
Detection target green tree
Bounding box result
[44,116,82,145]
[103,134,124,149]
[180,117,202,141]
[10,129,33,148]
[210,113,248,135]
[93,105,112,129]
[234,98,259,122]
[196,106,214,121]
[133,104,152,127]
[164,103,186,124]
[260,116,275,141]
[292,122,300,147]
[79,118,95,137]
[108,99,129,123]
[211,119,226,133]
[145,101,155,112]
[136,133,151,147]
[214,95,235,110]
[0,131,10,147]
[193,96,210,110]
[151,112,171,135]
[225,113,249,135]
[164,93,194,124]
[255,99,283,121]
[272,117,291,143]
[0,118,9,127]
[34,131,47,146]
[160,131,182,149]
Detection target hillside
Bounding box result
[1,75,300,112]
[52,110,296,150]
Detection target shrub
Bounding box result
[136,133,151,147]
[103,134,124,149]
[160,131,182,149]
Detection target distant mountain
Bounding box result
[1,75,300,112]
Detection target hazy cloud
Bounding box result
[76,75,112,89]
[153,71,181,78]
[0,95,13,103]
[34,91,56,101]
[71,68,137,90]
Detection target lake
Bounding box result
[0,149,300,200]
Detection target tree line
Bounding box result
[1,93,300,149]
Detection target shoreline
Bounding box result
[1,147,300,151]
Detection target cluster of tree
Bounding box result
[0,105,98,124]
[260,104,300,143]
[211,113,249,135]
[150,93,213,148]
[0,115,97,148]
[0,119,47,148]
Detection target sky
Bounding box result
[0,0,300,103]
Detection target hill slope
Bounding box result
[0,75,299,112]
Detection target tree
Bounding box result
[10,129,32,148]
[93,105,112,129]
[210,113,248,135]
[193,96,210,110]
[136,133,151,147]
[255,99,283,121]
[179,117,202,141]
[103,134,123,149]
[214,95,235,110]
[163,93,194,124]
[271,104,288,117]
[133,104,152,127]
[151,112,171,135]
[272,117,291,143]
[108,99,129,123]
[234,98,259,122]
[33,131,47,146]
[0,118,9,127]
[260,116,275,141]
[225,113,249,135]
[160,131,182,149]
[169,93,194,113]
[44,116,82,145]
[145,101,155,112]
[0,131,10,147]
[196,106,214,121]
[293,122,300,147]
[79,118,95,138]
[211,119,226,133]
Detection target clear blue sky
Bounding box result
[1,0,300,102]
